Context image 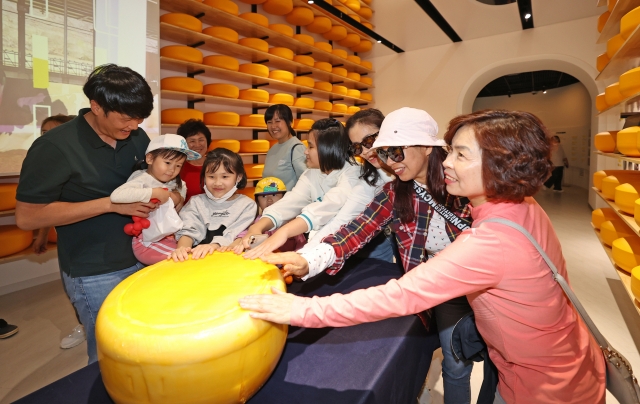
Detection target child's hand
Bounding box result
[151,188,171,204]
[169,246,191,262]
[169,191,183,209]
[241,229,264,250]
[191,243,220,259]
[219,239,244,255]
[244,232,287,260]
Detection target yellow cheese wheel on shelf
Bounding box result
[263,0,294,15]
[239,89,270,102]
[160,46,203,64]
[620,67,640,97]
[294,34,315,46]
[345,0,360,12]
[335,5,349,13]
[351,40,373,53]
[0,225,33,258]
[203,112,240,126]
[302,140,309,147]
[202,26,239,43]
[240,140,270,153]
[314,61,332,72]
[294,118,314,130]
[631,266,640,301]
[315,101,333,111]
[360,60,373,70]
[592,208,618,230]
[323,26,348,41]
[244,164,265,178]
[332,103,348,113]
[269,24,294,37]
[612,237,640,273]
[617,127,640,156]
[269,47,294,60]
[361,92,373,101]
[607,34,625,58]
[294,97,315,109]
[238,0,268,3]
[202,0,239,15]
[332,49,348,59]
[269,93,294,105]
[237,187,256,198]
[596,53,610,72]
[293,76,315,87]
[203,55,239,71]
[621,6,640,39]
[362,22,373,30]
[96,253,287,404]
[162,109,203,124]
[269,70,294,83]
[240,114,267,128]
[314,42,333,53]
[307,17,332,34]
[239,12,269,27]
[209,139,240,152]
[601,219,635,246]
[602,174,640,199]
[594,132,616,153]
[347,72,361,81]
[360,76,373,86]
[332,85,347,95]
[286,7,314,26]
[635,199,640,227]
[346,55,361,64]
[161,77,203,94]
[332,67,348,77]
[594,170,640,191]
[347,106,361,114]
[239,63,269,77]
[357,6,373,19]
[596,93,608,112]
[615,183,640,214]
[347,89,361,98]
[598,11,611,33]
[0,183,18,211]
[315,81,333,92]
[294,55,315,66]
[605,82,625,106]
[160,13,203,32]
[338,34,361,48]
[239,37,269,52]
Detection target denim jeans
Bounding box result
[434,296,475,404]
[354,231,396,263]
[62,262,145,364]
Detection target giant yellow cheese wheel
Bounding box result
[596,93,608,112]
[294,76,315,87]
[209,139,240,152]
[360,60,373,70]
[612,237,640,273]
[332,85,347,95]
[240,114,267,128]
[360,76,373,86]
[203,83,240,99]
[239,37,269,52]
[96,253,287,404]
[239,89,270,102]
[347,72,361,81]
[239,63,269,77]
[294,97,315,109]
[269,93,294,105]
[635,199,640,227]
[0,225,33,258]
[621,6,640,39]
[607,34,625,58]
[161,109,203,124]
[314,61,332,72]
[0,183,18,211]
[617,127,640,156]
[269,23,294,37]
[315,101,333,111]
[631,266,640,301]
[315,81,333,92]
[203,112,240,126]
[160,46,203,64]
[269,70,294,83]
[596,53,610,72]
[203,55,239,71]
[594,132,616,153]
[202,26,239,43]
[620,67,640,97]
[592,208,619,230]
[294,55,315,67]
[616,183,640,214]
[332,49,348,59]
[239,12,269,27]
[240,140,270,153]
[294,34,314,46]
[236,187,256,198]
[202,0,239,15]
[263,0,294,15]
[332,103,347,113]
[314,42,333,53]
[357,6,372,19]
[347,54,361,64]
[294,118,314,130]
[347,106,361,114]
[338,34,361,48]
[286,7,314,26]
[323,26,348,41]
[605,82,624,106]
[269,47,294,60]
[598,11,611,33]
[160,13,202,32]
[351,40,373,53]
[307,17,332,34]
[244,164,265,178]
[161,77,203,94]
[347,89,361,98]
[601,219,635,246]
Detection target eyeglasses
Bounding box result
[350,132,378,156]
[376,146,410,163]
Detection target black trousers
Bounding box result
[544,166,564,190]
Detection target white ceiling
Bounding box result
[367,0,603,57]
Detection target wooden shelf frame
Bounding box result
[0,243,57,265]
[593,187,640,238]
[597,0,640,44]
[596,151,640,164]
[161,123,311,132]
[596,24,640,81]
[160,23,373,89]
[0,209,15,218]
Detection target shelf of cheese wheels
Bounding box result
[597,0,640,45]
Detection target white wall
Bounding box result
[472,82,592,189]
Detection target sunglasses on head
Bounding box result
[376,146,410,163]
[350,132,379,156]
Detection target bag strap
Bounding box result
[478,217,609,350]
[290,142,304,179]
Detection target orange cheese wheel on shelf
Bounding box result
[294,55,315,66]
[347,106,361,114]
[302,140,309,147]
[307,17,332,34]
[204,112,240,126]
[315,81,333,92]
[596,53,610,72]
[0,225,33,258]
[621,6,640,39]
[239,63,269,77]
[361,92,373,101]
[362,22,373,30]
[592,208,618,230]
[595,93,608,112]
[209,139,240,152]
[332,85,347,95]
[323,26,348,41]
[314,61,332,72]
[597,11,611,33]
[202,0,239,15]
[357,6,372,19]
[203,84,240,98]
[314,42,333,53]
[239,12,269,27]
[0,183,18,211]
[631,266,640,301]
[347,14,360,24]
[620,67,640,97]
[332,103,348,113]
[240,140,270,153]
[294,34,314,46]
[347,89,361,98]
[351,40,372,53]
[244,164,265,178]
[202,26,239,43]
[294,118,314,130]
[601,174,640,199]
[263,0,294,15]
[332,67,348,77]
[593,170,640,191]
[347,72,361,81]
[606,34,625,58]
[269,47,294,60]
[269,70,294,83]
[315,101,333,111]
[615,182,640,214]
[160,46,203,64]
[268,139,278,147]
[601,219,635,246]
[360,76,373,86]
[332,49,348,59]
[293,76,315,87]
[162,109,203,124]
[617,127,640,156]
[161,77,203,94]
[286,7,314,26]
[635,199,640,227]
[203,55,239,71]
[239,37,269,52]
[346,54,361,64]
[344,0,360,12]
[236,187,256,198]
[269,93,294,105]
[239,89,270,102]
[294,97,315,109]
[335,5,349,13]
[269,23,294,37]
[160,13,203,32]
[605,82,624,106]
[240,114,267,128]
[594,132,616,153]
[48,227,57,243]
[238,0,267,3]
[338,34,361,48]
[612,237,640,273]
[360,60,373,70]
[608,0,617,12]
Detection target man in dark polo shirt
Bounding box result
[15,64,156,364]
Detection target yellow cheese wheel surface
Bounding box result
[596,93,608,112]
[362,22,373,30]
[608,0,617,12]
[360,76,373,86]
[615,183,640,214]
[202,26,239,43]
[605,82,624,106]
[621,6,640,39]
[347,106,361,114]
[97,253,287,404]
[631,266,640,301]
[239,63,270,77]
[160,13,202,32]
[269,93,294,105]
[332,49,348,59]
[203,83,240,99]
[160,46,203,64]
[315,101,333,111]
[323,26,348,41]
[161,77,203,94]
[332,103,348,113]
[338,34,361,48]
[620,67,640,97]
[314,61,332,72]
[612,237,640,273]
[601,219,635,246]
[269,70,294,83]
[294,97,315,109]
[635,199,640,227]
[347,72,361,81]
[269,47,294,60]
[209,139,240,153]
[202,0,239,15]
[598,11,611,33]
[314,42,333,53]
[244,164,265,178]
[294,34,314,46]
[592,208,618,230]
[607,34,625,58]
[345,0,360,12]
[594,132,616,153]
[332,85,347,95]
[360,60,373,70]
[0,225,33,258]
[161,109,203,124]
[239,12,269,27]
[240,140,270,153]
[269,24,294,37]
[240,114,267,128]
[239,89,270,102]
[293,76,315,87]
[594,170,640,190]
[346,55,361,64]
[294,55,315,66]
[286,7,314,26]
[315,81,333,92]
[351,40,372,53]
[203,55,239,71]
[263,0,294,15]
[0,183,18,211]
[360,92,373,101]
[203,112,240,126]
[307,17,332,34]
[347,89,361,98]
[596,53,610,72]
[617,127,640,156]
[357,6,372,19]
[239,37,269,52]
[294,118,314,130]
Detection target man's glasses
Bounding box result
[376,146,409,163]
[350,132,378,156]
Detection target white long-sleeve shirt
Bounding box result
[110,170,187,203]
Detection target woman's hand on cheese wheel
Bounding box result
[261,252,310,278]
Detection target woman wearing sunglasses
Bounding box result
[241,110,606,404]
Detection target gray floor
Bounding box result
[1,186,639,403]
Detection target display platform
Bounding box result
[15,257,439,404]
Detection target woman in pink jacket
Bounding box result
[239,109,606,403]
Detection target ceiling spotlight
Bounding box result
[524,13,531,20]
[377,40,382,43]
[308,0,314,3]
[543,89,547,94]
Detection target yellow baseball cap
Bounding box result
[255,177,286,195]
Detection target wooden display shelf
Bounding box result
[161,123,311,132]
[238,152,267,156]
[0,243,57,265]
[0,209,15,218]
[597,0,639,44]
[591,226,640,316]
[596,151,640,164]
[295,0,373,27]
[593,187,640,238]
[160,57,372,105]
[596,25,640,81]
[160,24,373,89]
[597,91,640,114]
[161,90,355,117]
[159,0,374,74]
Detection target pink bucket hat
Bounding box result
[372,107,445,148]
